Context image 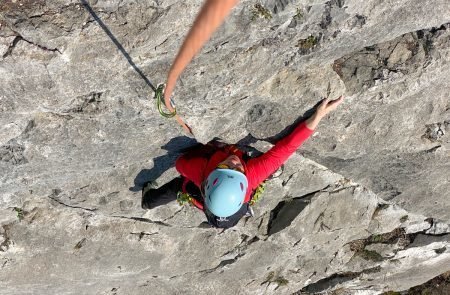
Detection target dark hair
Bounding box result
[204,203,250,229]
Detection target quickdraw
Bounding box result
[154,84,193,135]
[154,84,177,118]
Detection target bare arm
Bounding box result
[164,0,239,112]
[306,96,344,130]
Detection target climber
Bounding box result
[142,96,344,228]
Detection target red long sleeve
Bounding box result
[245,122,314,193]
[175,154,207,188]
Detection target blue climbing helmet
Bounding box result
[204,169,248,218]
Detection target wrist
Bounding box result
[305,112,323,130]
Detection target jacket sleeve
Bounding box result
[175,153,208,188]
[245,122,314,191]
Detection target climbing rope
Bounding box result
[154,84,176,118]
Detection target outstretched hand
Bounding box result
[305,96,344,130]
[316,96,344,119]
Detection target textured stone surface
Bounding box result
[1,0,449,294]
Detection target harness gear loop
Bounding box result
[177,191,194,206]
[249,181,266,206]
[154,84,177,118]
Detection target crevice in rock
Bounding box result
[111,215,171,227]
[22,119,36,139]
[1,32,61,58]
[281,172,297,187]
[162,208,184,222]
[48,194,97,212]
[1,35,21,58]
[47,188,98,212]
[169,253,245,279]
[74,238,87,250]
[297,266,381,294]
[221,234,260,258]
[21,37,62,54]
[200,252,246,274]
[130,231,158,241]
[267,187,327,236]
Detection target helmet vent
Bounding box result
[213,178,219,186]
[240,182,244,191]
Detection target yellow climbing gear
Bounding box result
[177,191,194,206]
[154,84,193,135]
[154,84,177,118]
[249,181,266,206]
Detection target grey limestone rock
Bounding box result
[0,0,449,294]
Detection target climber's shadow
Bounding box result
[130,136,199,192]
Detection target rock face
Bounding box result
[0,0,449,294]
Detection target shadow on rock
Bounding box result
[80,0,156,92]
[129,136,199,192]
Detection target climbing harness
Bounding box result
[154,84,176,118]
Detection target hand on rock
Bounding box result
[306,96,344,130]
[316,96,344,119]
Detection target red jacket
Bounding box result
[175,122,314,210]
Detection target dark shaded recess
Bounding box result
[349,228,418,254]
[330,0,345,8]
[348,220,450,262]
[332,23,449,94]
[130,136,198,192]
[79,0,156,92]
[267,190,319,236]
[0,140,27,165]
[296,266,381,294]
[2,35,21,58]
[0,225,12,252]
[381,271,450,295]
[271,0,292,14]
[70,92,103,113]
[320,4,332,30]
[407,233,450,249]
